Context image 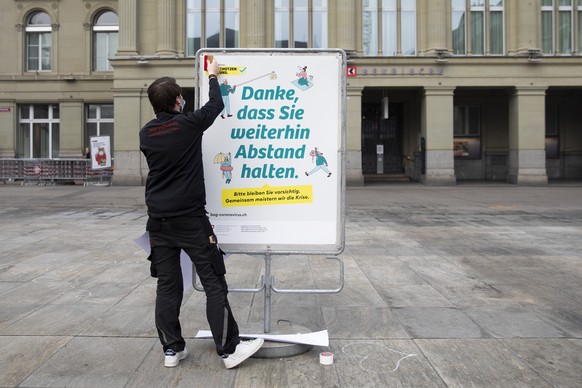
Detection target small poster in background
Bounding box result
[90,136,111,169]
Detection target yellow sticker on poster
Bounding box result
[218,66,247,76]
[222,184,313,207]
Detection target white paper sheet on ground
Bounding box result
[195,329,329,347]
[133,231,193,292]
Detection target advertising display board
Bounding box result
[196,49,346,254]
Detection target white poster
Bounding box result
[197,49,345,254]
[90,136,111,169]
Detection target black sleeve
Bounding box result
[185,77,225,130]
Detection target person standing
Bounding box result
[219,79,236,118]
[139,57,263,369]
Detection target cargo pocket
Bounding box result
[208,237,226,276]
[146,252,158,278]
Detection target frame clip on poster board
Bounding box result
[195,49,347,334]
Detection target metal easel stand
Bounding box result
[194,251,344,358]
[195,251,344,333]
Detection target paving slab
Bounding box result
[321,306,410,339]
[499,339,582,388]
[0,336,72,387]
[19,337,155,388]
[415,338,554,387]
[331,339,446,387]
[394,307,488,339]
[464,303,569,338]
[0,184,581,387]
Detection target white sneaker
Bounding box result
[222,338,264,369]
[164,348,188,367]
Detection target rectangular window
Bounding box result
[454,106,480,136]
[452,0,504,56]
[187,0,202,54]
[224,0,240,48]
[275,0,290,48]
[363,0,416,56]
[471,0,485,55]
[362,0,379,56]
[86,104,115,158]
[542,0,578,55]
[27,32,52,71]
[490,1,504,54]
[294,0,309,48]
[206,0,221,47]
[312,0,328,48]
[382,0,396,56]
[542,0,554,54]
[94,32,119,71]
[186,0,239,56]
[452,0,467,54]
[18,105,60,159]
[454,105,481,159]
[558,0,572,54]
[275,0,328,49]
[401,0,416,55]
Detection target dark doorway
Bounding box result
[361,102,404,174]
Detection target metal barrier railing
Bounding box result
[0,159,113,186]
[0,159,24,183]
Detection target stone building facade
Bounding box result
[1,0,581,186]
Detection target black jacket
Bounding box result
[139,78,224,218]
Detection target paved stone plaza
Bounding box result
[0,183,581,387]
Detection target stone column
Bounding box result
[335,0,357,53]
[58,101,84,158]
[515,0,540,54]
[112,88,144,186]
[243,0,266,47]
[346,86,364,186]
[508,86,548,185]
[421,87,456,185]
[117,0,139,55]
[0,101,16,157]
[156,0,177,56]
[425,0,448,53]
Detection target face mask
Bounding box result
[179,96,186,112]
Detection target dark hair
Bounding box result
[147,77,182,114]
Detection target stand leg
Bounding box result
[264,252,272,333]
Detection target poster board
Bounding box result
[89,136,111,169]
[196,49,346,254]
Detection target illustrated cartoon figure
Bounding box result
[296,66,309,86]
[292,66,314,91]
[219,80,236,118]
[214,152,233,184]
[305,147,332,178]
[95,147,107,166]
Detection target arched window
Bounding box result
[26,11,52,71]
[93,10,119,71]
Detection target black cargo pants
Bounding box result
[146,214,240,355]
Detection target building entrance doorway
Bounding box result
[361,102,404,174]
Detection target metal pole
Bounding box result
[263,252,272,333]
